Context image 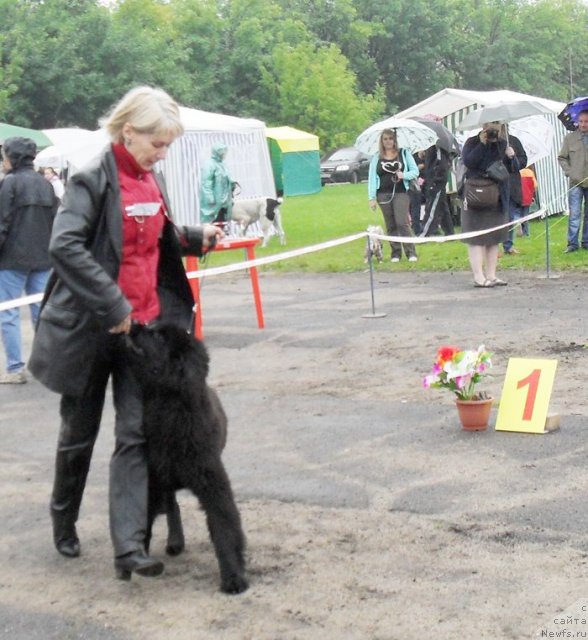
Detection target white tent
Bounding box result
[161,106,275,226]
[37,109,276,227]
[394,88,568,215]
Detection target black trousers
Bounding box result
[420,187,454,237]
[50,334,147,557]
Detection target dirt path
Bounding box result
[1,270,587,639]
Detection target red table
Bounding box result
[186,236,265,339]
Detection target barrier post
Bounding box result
[362,235,386,319]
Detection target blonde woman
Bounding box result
[30,86,222,579]
[368,128,419,262]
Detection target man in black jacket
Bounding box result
[420,145,454,237]
[0,137,57,383]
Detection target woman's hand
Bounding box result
[202,223,224,249]
[396,171,404,180]
[109,315,132,335]
[479,131,488,144]
[369,199,377,211]
[505,145,515,159]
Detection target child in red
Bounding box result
[519,167,538,237]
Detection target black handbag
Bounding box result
[484,160,509,183]
[464,177,500,210]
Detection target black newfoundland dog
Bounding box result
[124,323,248,594]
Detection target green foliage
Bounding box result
[273,42,385,151]
[0,0,586,144]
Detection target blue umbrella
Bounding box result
[558,96,588,131]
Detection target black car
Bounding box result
[320,147,370,185]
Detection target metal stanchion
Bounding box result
[362,235,386,319]
[538,209,560,280]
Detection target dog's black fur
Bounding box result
[124,324,247,594]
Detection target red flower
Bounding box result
[436,345,460,365]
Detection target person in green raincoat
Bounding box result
[198,143,234,224]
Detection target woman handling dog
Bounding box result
[29,86,222,579]
[368,128,419,263]
[461,121,521,288]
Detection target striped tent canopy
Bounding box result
[160,107,275,226]
[395,88,567,215]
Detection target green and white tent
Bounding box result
[266,126,321,196]
[395,88,567,215]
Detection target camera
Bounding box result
[486,128,499,141]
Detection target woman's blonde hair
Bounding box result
[101,86,184,143]
[378,128,397,156]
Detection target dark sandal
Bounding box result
[473,279,495,288]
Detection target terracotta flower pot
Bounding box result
[455,397,493,431]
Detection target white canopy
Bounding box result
[35,108,276,226]
[162,106,275,225]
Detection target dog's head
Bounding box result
[124,324,209,392]
[265,198,282,222]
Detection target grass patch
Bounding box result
[204,183,588,274]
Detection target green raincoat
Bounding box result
[198,143,233,223]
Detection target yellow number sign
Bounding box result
[495,358,558,434]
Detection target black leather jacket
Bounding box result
[29,146,204,396]
[0,138,57,270]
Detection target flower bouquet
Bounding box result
[423,345,492,401]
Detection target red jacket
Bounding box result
[520,169,537,207]
[113,143,165,323]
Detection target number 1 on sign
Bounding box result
[517,368,541,421]
[495,358,558,433]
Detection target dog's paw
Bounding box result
[221,573,249,595]
[165,541,185,556]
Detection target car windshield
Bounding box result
[326,148,358,162]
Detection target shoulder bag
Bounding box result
[484,160,509,183]
[464,177,500,210]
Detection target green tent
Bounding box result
[266,126,321,196]
[0,122,51,149]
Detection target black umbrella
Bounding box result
[411,117,460,156]
[558,96,588,131]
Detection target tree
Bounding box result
[274,42,385,151]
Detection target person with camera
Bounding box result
[368,128,419,262]
[461,121,522,288]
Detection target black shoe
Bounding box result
[55,534,80,558]
[565,246,579,253]
[114,550,164,581]
[52,514,81,558]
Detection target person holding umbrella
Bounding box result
[557,109,588,253]
[461,121,522,287]
[368,129,419,262]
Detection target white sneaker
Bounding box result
[408,256,418,262]
[0,370,27,384]
[391,257,400,263]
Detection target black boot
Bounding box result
[51,509,80,558]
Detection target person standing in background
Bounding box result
[368,128,419,263]
[558,109,588,253]
[44,167,65,203]
[0,137,57,384]
[198,143,234,226]
[501,127,527,255]
[519,166,538,237]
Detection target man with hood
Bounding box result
[198,142,234,224]
[0,136,57,383]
